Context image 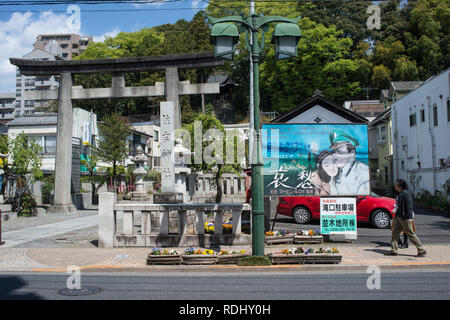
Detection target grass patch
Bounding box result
[237,255,272,266]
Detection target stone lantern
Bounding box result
[173,138,192,202]
[131,145,150,201]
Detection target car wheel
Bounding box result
[371,210,391,229]
[292,206,311,225]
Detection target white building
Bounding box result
[0,93,16,122]
[130,121,160,171]
[15,49,64,117]
[391,68,450,196]
[6,108,98,172]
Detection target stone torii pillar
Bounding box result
[47,72,77,214]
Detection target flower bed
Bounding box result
[270,247,342,265]
[147,248,181,265]
[264,229,294,244]
[181,248,218,265]
[294,230,323,244]
[216,249,250,264]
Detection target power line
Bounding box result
[0,0,186,5]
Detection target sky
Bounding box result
[0,0,209,93]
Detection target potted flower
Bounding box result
[264,229,295,244]
[204,222,215,234]
[147,247,181,265]
[294,229,323,244]
[223,220,233,234]
[181,248,218,265]
[270,247,307,265]
[305,247,342,264]
[217,249,250,264]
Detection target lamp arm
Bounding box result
[256,16,301,29]
[208,15,251,29]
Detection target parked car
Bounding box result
[276,193,396,229]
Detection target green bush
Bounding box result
[17,189,38,217]
[237,255,272,266]
[40,174,54,204]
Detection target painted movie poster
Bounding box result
[262,124,370,197]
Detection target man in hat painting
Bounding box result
[328,129,370,195]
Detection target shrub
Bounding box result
[237,255,272,266]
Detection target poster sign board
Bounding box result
[320,197,357,238]
[262,124,369,197]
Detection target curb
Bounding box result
[15,261,450,274]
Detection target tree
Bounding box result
[95,113,131,191]
[80,153,105,204]
[4,133,43,215]
[182,112,244,203]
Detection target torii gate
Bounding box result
[10,51,224,213]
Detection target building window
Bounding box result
[433,105,438,126]
[44,136,56,154]
[377,125,387,142]
[154,130,159,142]
[409,113,416,127]
[153,157,160,167]
[420,109,425,122]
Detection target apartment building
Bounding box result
[15,49,63,117]
[34,34,93,60]
[0,93,16,122]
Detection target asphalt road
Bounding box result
[269,202,450,244]
[1,269,449,300]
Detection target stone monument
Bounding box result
[153,101,183,204]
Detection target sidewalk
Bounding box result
[1,243,450,273]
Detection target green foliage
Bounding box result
[17,189,37,217]
[95,114,131,189]
[9,133,43,180]
[182,112,244,202]
[237,255,272,266]
[40,174,54,204]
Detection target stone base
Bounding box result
[131,192,151,201]
[153,192,183,204]
[47,204,78,214]
[114,234,252,247]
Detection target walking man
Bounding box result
[389,179,426,257]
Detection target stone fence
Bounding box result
[98,192,252,248]
[188,173,247,203]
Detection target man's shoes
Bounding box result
[417,250,427,257]
[399,243,409,249]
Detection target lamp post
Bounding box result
[209,13,301,256]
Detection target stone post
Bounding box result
[98,192,116,248]
[165,67,181,129]
[49,72,76,214]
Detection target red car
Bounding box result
[276,193,396,229]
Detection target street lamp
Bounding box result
[272,23,301,60]
[209,13,301,257]
[210,23,239,60]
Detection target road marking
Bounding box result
[32,265,124,272]
[392,262,450,266]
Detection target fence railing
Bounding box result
[98,192,251,247]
